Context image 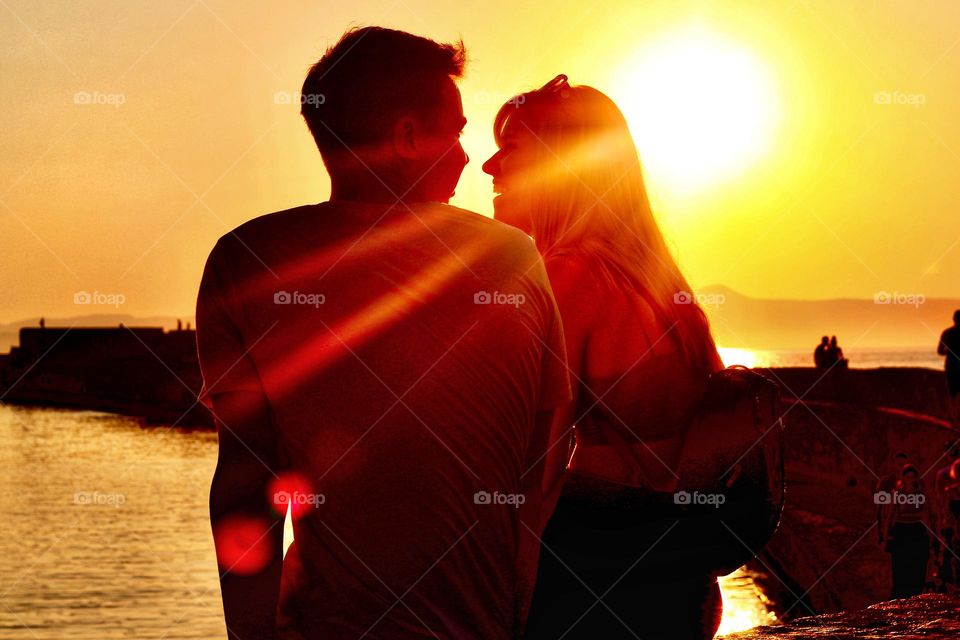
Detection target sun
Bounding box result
[612,26,781,195]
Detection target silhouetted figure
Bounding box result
[484,75,725,639]
[196,28,571,640]
[875,451,909,544]
[938,310,960,426]
[933,446,960,588]
[825,335,848,370]
[881,464,933,599]
[814,335,829,368]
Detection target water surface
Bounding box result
[0,405,776,638]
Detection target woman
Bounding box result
[881,464,933,599]
[483,76,725,639]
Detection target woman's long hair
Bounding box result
[493,76,720,373]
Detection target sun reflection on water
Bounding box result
[717,567,779,636]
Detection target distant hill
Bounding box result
[0,314,193,354]
[698,285,958,349]
[2,287,957,354]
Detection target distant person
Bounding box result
[196,27,572,639]
[814,335,830,369]
[483,75,725,639]
[941,460,960,586]
[880,464,933,599]
[937,310,960,426]
[875,451,910,545]
[826,335,849,370]
[933,445,960,587]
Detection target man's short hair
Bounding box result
[300,27,466,163]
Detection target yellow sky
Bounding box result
[2,0,959,325]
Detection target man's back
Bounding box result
[196,201,570,639]
[941,326,960,371]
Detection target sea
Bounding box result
[0,349,938,638]
[718,346,944,371]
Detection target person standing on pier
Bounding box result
[881,465,934,599]
[937,310,960,426]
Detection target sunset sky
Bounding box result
[2,0,959,325]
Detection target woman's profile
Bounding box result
[483,75,726,639]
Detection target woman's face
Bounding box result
[482,113,542,235]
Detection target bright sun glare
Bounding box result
[615,26,781,195]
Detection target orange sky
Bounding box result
[2,0,959,325]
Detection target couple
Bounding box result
[196,26,724,640]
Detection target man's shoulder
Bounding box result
[218,204,322,246]
[417,202,537,248]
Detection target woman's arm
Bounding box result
[538,254,591,529]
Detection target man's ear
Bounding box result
[393,116,418,159]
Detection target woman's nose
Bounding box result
[482,152,500,177]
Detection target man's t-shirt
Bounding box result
[195,201,571,639]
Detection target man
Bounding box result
[196,27,571,640]
[813,335,829,369]
[938,310,960,426]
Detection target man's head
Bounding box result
[300,27,468,204]
[953,309,960,325]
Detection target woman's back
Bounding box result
[546,250,721,487]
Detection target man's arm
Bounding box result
[209,391,285,640]
[196,238,285,639]
[938,331,949,356]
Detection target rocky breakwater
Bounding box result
[751,367,956,617]
[722,594,960,639]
